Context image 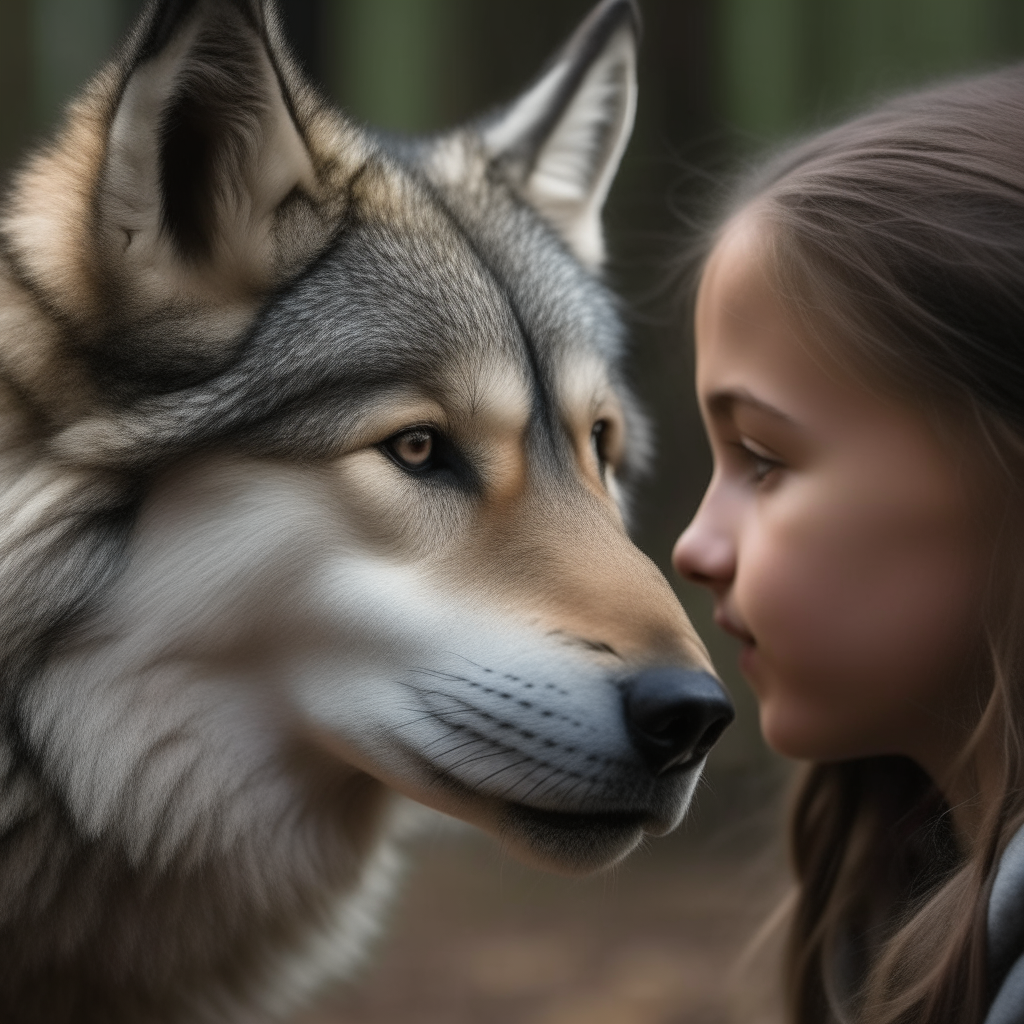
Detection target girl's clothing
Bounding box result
[987,826,1024,1023]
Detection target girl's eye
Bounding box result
[736,438,783,483]
[591,420,610,477]
[385,428,436,471]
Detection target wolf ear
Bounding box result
[483,0,639,270]
[99,0,316,284]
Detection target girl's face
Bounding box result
[673,215,985,772]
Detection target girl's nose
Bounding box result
[672,493,737,590]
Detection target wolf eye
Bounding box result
[591,420,610,477]
[385,428,435,471]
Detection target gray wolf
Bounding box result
[0,0,732,1019]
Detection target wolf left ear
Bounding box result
[483,0,639,270]
[99,0,318,289]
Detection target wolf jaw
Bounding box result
[0,0,731,1020]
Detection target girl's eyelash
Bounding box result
[733,439,783,481]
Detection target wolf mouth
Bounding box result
[405,742,683,831]
[499,803,651,872]
[504,803,647,836]
[415,743,660,870]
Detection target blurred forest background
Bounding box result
[2,1,1024,1021]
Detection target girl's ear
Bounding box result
[482,0,639,270]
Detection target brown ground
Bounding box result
[299,779,790,1024]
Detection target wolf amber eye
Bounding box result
[387,428,435,470]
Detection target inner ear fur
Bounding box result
[101,0,321,295]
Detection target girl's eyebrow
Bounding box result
[705,388,802,428]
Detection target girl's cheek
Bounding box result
[732,494,980,760]
[729,487,839,657]
[733,526,844,682]
[736,473,961,668]
[734,538,894,758]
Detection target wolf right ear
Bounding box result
[483,0,639,270]
[99,0,318,289]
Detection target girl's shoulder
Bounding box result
[986,825,1024,1024]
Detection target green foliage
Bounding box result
[322,0,459,133]
[721,0,1024,143]
[31,0,131,128]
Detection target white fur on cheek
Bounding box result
[24,452,700,1013]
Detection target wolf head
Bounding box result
[0,0,730,890]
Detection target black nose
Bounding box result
[623,668,734,775]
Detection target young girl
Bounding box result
[672,67,1024,1024]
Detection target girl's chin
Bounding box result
[757,701,880,762]
[741,654,863,760]
[759,713,829,760]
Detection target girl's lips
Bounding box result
[714,607,756,646]
[739,642,757,677]
[714,607,759,682]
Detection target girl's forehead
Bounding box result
[695,208,798,364]
[694,212,922,440]
[698,211,769,309]
[695,212,810,382]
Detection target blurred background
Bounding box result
[3,1,1024,1021]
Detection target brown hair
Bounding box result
[703,66,1024,1024]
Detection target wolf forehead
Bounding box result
[259,156,628,402]
[71,151,638,468]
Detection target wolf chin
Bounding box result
[0,0,732,1020]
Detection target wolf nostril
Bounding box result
[623,667,735,775]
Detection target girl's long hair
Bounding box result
[705,66,1024,1024]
